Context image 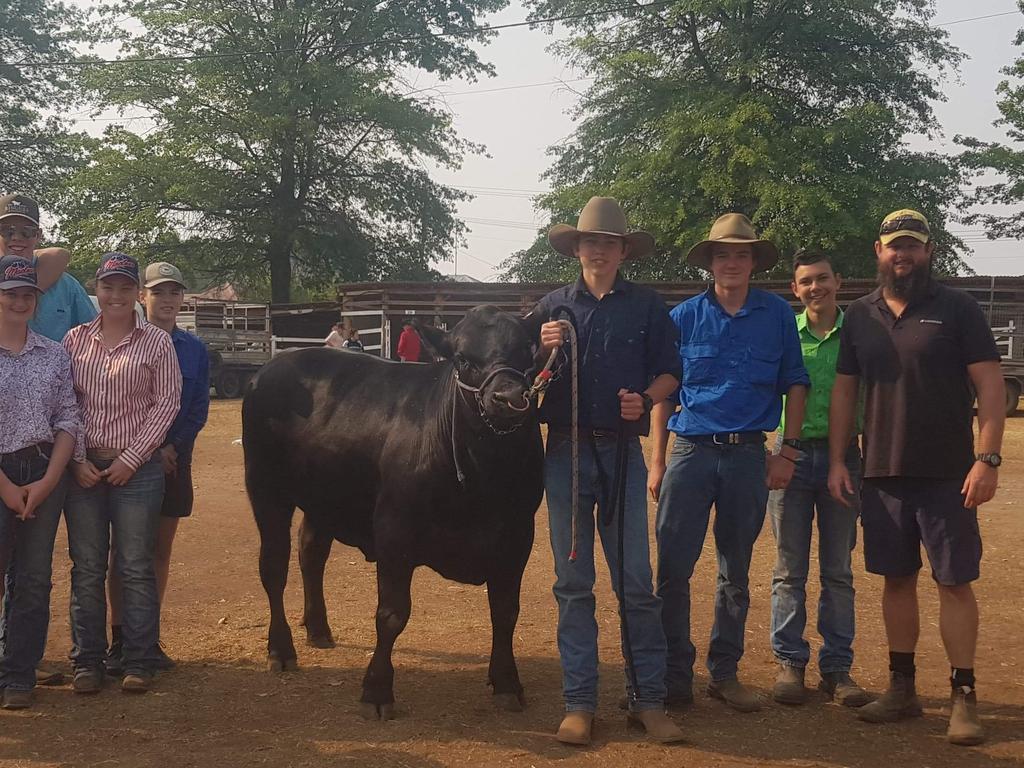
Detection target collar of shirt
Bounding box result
[698,285,772,318]
[796,307,844,343]
[572,273,630,300]
[868,279,940,315]
[0,328,49,358]
[87,311,144,347]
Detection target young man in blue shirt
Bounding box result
[651,213,809,713]
[529,197,683,746]
[0,194,95,341]
[106,261,209,674]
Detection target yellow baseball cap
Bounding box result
[879,209,930,245]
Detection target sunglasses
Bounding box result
[0,224,40,240]
[879,217,929,236]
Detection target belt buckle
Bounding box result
[713,432,739,445]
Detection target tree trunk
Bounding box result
[268,233,293,304]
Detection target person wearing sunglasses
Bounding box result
[828,209,1005,745]
[0,195,96,345]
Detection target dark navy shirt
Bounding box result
[163,327,210,458]
[668,287,809,436]
[527,275,680,435]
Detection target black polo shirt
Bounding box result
[526,275,680,435]
[836,281,1000,480]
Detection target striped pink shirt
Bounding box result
[63,314,182,471]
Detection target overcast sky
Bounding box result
[71,0,1024,281]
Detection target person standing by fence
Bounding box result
[397,320,421,362]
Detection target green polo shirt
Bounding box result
[781,308,861,440]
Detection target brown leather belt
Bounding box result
[550,426,619,440]
[0,442,53,462]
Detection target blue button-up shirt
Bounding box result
[163,327,210,458]
[30,273,97,342]
[668,287,809,436]
[529,275,680,435]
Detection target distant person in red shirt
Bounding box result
[397,321,421,362]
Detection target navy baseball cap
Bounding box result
[0,255,41,291]
[0,194,40,226]
[95,252,140,285]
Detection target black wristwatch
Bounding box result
[640,392,654,415]
[977,453,1002,468]
[781,438,805,452]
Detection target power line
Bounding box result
[5,2,672,70]
[935,10,1021,27]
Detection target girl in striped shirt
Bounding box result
[0,256,80,710]
[63,253,181,695]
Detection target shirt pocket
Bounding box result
[607,326,647,372]
[748,346,781,386]
[682,342,718,385]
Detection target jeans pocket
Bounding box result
[672,437,696,458]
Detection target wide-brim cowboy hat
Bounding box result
[686,213,779,272]
[548,197,655,259]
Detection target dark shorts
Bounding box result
[861,477,982,586]
[161,456,194,518]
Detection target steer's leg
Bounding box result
[298,516,335,648]
[359,559,413,721]
[254,499,297,672]
[487,566,528,712]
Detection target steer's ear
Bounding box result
[415,321,453,360]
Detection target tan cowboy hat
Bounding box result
[548,197,655,259]
[686,213,780,272]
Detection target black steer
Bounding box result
[242,305,544,719]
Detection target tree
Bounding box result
[959,3,1024,240]
[0,0,88,201]
[505,0,969,281]
[58,0,507,302]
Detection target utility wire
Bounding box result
[4,2,673,70]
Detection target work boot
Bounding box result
[627,709,685,743]
[35,666,64,687]
[122,670,153,694]
[819,671,872,708]
[153,644,176,671]
[857,673,923,723]
[707,677,762,713]
[2,689,33,709]
[773,665,807,705]
[947,686,985,746]
[555,711,593,746]
[72,667,104,695]
[104,640,123,677]
[618,689,694,713]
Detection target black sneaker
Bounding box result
[104,640,124,677]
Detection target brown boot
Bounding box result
[773,665,807,705]
[947,687,985,746]
[627,709,686,744]
[819,671,872,708]
[556,711,593,746]
[857,673,923,723]
[707,677,762,712]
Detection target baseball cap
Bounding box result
[0,194,41,226]
[95,252,141,285]
[879,209,930,246]
[0,255,42,291]
[143,261,186,289]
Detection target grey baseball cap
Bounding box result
[143,261,186,289]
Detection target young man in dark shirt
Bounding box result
[529,197,683,746]
[828,209,1005,746]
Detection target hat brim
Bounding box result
[96,270,140,286]
[143,277,187,289]
[0,280,41,291]
[0,212,40,227]
[548,225,655,260]
[686,238,780,272]
[879,230,929,246]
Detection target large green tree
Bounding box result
[959,3,1024,240]
[0,0,87,200]
[58,0,506,301]
[505,0,969,281]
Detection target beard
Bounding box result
[878,259,932,302]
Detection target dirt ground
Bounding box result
[2,401,1023,768]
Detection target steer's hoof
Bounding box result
[359,702,395,721]
[493,692,525,712]
[267,656,297,673]
[306,635,336,649]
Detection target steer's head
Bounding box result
[418,305,536,428]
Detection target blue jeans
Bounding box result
[545,431,667,712]
[65,456,164,674]
[768,439,861,672]
[656,437,768,691]
[0,447,67,691]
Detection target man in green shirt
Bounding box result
[769,250,870,708]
